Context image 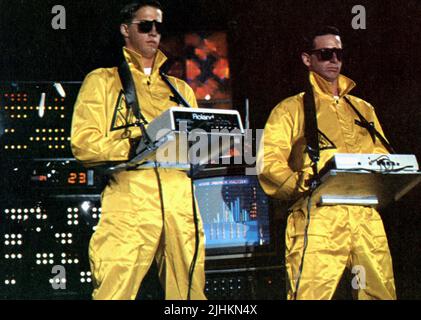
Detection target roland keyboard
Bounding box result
[321,153,419,173]
[107,107,245,173]
[311,153,421,208]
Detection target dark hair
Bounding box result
[120,1,163,24]
[302,25,341,52]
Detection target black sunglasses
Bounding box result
[130,20,163,34]
[309,48,343,61]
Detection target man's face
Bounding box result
[121,6,163,59]
[302,34,343,82]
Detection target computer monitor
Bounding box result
[193,168,274,261]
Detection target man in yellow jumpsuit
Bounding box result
[258,26,396,300]
[71,1,206,300]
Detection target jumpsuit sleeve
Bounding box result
[258,101,310,201]
[71,70,130,166]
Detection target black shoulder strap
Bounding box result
[343,96,395,154]
[303,81,321,189]
[303,82,320,163]
[159,69,192,108]
[118,60,148,124]
[117,59,154,148]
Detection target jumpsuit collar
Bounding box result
[309,71,356,98]
[123,46,168,76]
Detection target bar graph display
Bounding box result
[194,176,270,249]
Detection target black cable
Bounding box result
[152,162,166,296]
[153,163,165,219]
[187,165,200,300]
[293,190,314,300]
[152,160,200,301]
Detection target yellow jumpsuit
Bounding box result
[258,71,396,300]
[71,47,206,300]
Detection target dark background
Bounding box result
[1,0,420,299]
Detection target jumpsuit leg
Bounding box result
[154,170,207,300]
[89,174,164,300]
[285,206,352,300]
[89,169,206,300]
[348,207,396,300]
